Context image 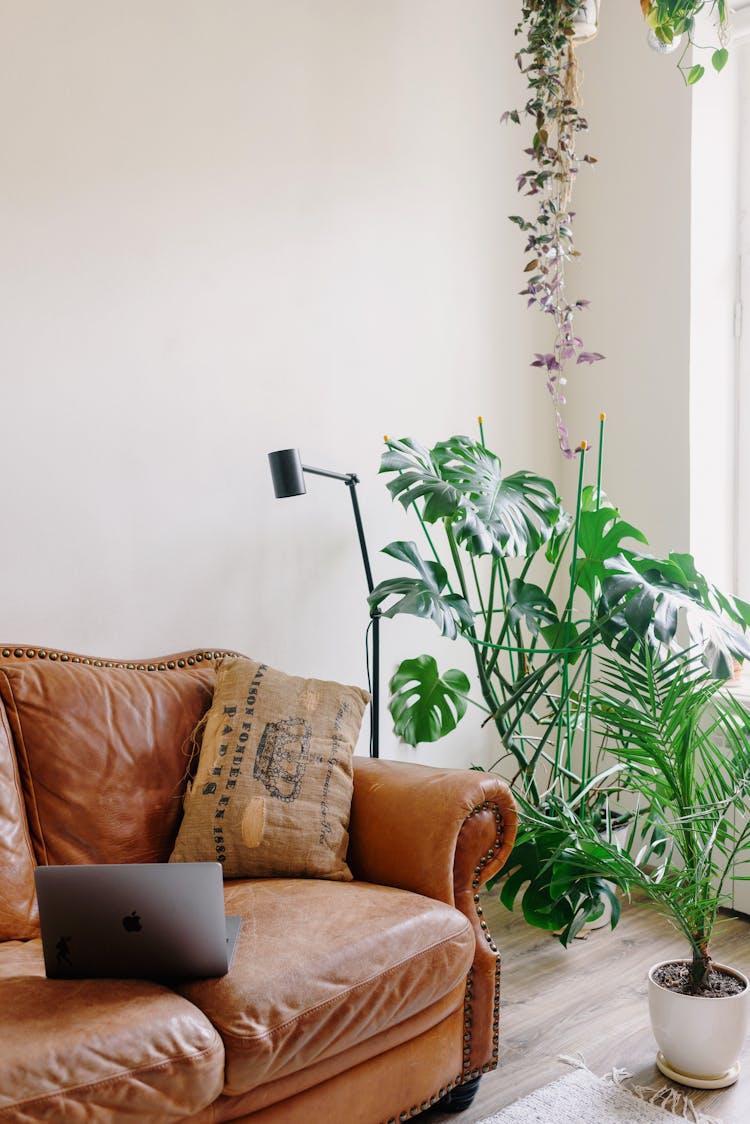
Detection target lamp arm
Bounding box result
[302,464,354,484]
[346,479,374,595]
[302,464,372,593]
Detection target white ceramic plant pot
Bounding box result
[572,0,601,43]
[648,960,750,1088]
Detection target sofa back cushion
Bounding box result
[0,656,216,866]
[0,700,39,939]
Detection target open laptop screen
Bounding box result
[35,862,240,980]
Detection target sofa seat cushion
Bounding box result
[0,939,225,1122]
[177,879,475,1097]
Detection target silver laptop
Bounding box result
[35,862,241,980]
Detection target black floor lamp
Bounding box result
[267,448,380,758]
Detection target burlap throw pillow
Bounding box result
[170,657,369,880]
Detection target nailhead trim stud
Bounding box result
[0,647,238,670]
[463,800,504,1081]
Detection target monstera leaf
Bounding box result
[367,541,474,639]
[539,619,583,665]
[380,434,560,559]
[497,837,574,932]
[544,508,574,564]
[580,484,615,513]
[496,833,619,944]
[506,579,559,635]
[494,790,629,945]
[574,507,649,599]
[669,551,750,632]
[601,554,750,678]
[431,436,561,558]
[380,438,463,523]
[389,655,470,745]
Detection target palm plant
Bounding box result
[513,648,750,993]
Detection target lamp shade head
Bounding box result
[268,448,306,498]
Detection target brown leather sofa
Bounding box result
[0,647,517,1124]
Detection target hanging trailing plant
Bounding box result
[503,1,603,459]
[640,2,730,84]
[504,3,729,457]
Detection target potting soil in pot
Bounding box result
[652,962,746,998]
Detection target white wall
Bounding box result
[735,24,750,600]
[0,1,548,766]
[567,5,743,594]
[568,3,694,558]
[690,28,739,594]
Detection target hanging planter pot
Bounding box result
[648,960,750,1088]
[647,26,682,54]
[571,0,601,43]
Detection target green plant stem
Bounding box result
[445,524,504,736]
[517,647,594,792]
[466,612,612,720]
[581,416,606,784]
[484,746,586,788]
[484,558,498,651]
[493,559,517,683]
[544,525,574,599]
[416,504,448,573]
[485,558,533,782]
[470,554,487,620]
[486,554,535,681]
[555,445,587,797]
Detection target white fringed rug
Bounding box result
[476,1064,723,1124]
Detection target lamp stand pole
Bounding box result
[303,466,380,758]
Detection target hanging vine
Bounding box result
[503,1,602,458]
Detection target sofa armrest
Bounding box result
[348,757,517,908]
[348,757,518,1086]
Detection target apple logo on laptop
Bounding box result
[122,910,142,933]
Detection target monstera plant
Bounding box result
[369,421,750,940]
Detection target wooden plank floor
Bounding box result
[430,892,750,1123]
